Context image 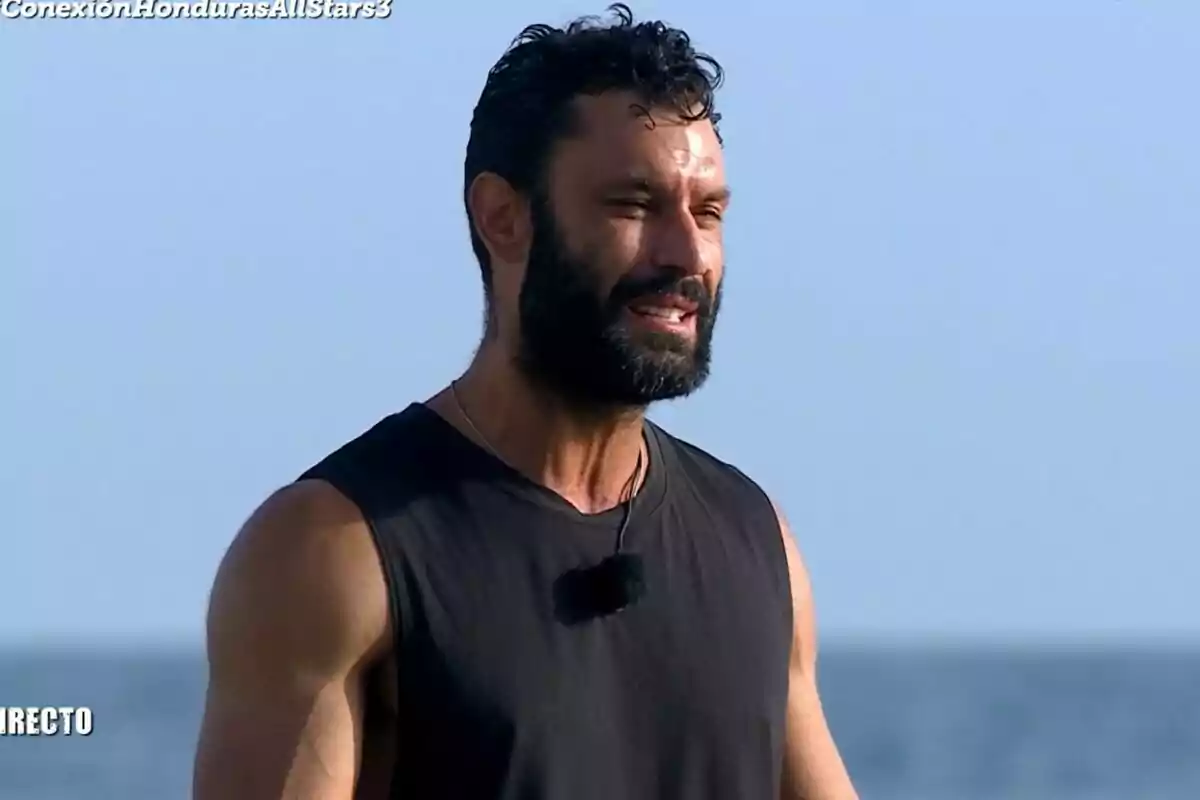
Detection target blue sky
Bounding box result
[4,2,1197,647]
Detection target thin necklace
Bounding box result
[448,379,644,555]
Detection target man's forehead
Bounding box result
[559,94,724,181]
[674,127,718,179]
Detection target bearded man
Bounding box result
[193,5,858,799]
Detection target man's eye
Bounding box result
[608,198,650,212]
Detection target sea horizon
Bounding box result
[4,631,1198,657]
[3,637,1198,799]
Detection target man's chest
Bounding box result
[396,505,792,744]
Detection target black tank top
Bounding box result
[299,403,792,800]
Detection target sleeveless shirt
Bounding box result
[299,403,793,800]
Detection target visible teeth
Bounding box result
[636,307,684,322]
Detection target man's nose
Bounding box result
[648,212,707,277]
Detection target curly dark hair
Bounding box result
[464,3,725,303]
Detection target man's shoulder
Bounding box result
[207,478,390,665]
[653,424,792,598]
[299,403,432,481]
[296,402,450,515]
[651,422,774,514]
[225,480,381,600]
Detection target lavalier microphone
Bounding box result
[553,552,646,624]
[552,448,647,625]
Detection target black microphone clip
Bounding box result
[553,553,646,625]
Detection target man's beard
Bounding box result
[515,201,722,409]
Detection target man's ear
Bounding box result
[467,172,532,267]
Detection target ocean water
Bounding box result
[1,646,1197,799]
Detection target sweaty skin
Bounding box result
[193,481,396,800]
[676,127,718,179]
[776,502,860,800]
[192,91,858,800]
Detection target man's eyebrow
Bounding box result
[598,177,733,205]
[598,176,657,195]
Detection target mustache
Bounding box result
[608,272,713,311]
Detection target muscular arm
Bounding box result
[193,480,390,800]
[774,501,858,800]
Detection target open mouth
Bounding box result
[626,294,700,327]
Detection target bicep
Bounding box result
[193,482,388,800]
[195,658,364,799]
[773,500,858,800]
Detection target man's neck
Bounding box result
[427,355,646,515]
